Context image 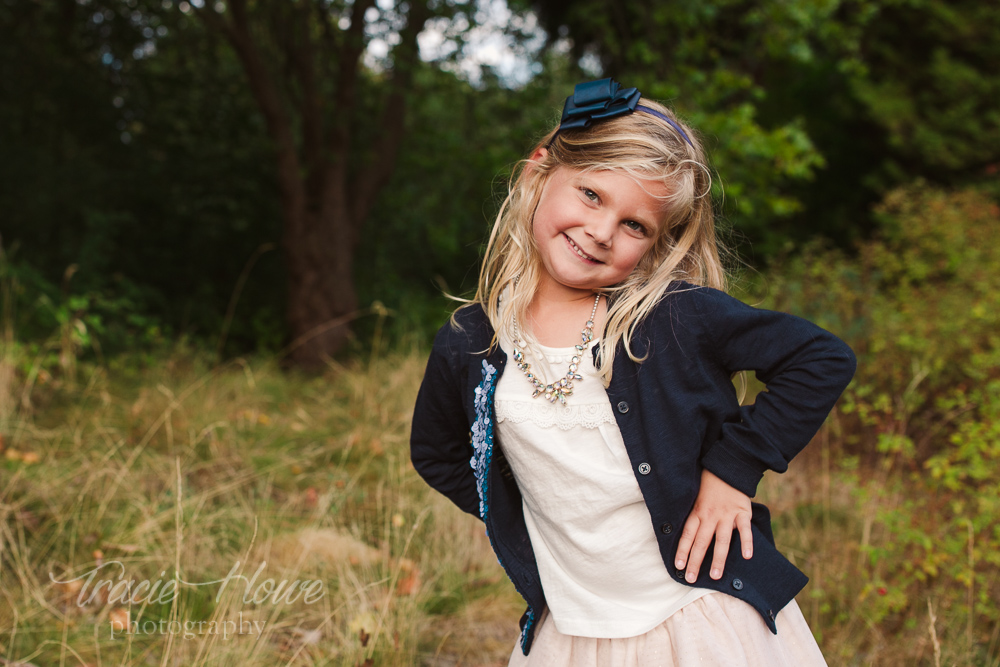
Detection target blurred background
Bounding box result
[1,1,998,665]
[3,0,997,361]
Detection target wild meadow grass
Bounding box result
[1,343,996,666]
[2,185,999,666]
[0,343,521,666]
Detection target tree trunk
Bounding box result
[194,0,431,368]
[283,204,358,369]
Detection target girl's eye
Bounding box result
[623,220,647,235]
[581,188,599,201]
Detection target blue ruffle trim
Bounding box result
[520,607,536,652]
[470,360,497,519]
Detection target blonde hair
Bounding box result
[461,97,726,385]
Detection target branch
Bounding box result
[270,3,302,117]
[193,0,306,225]
[348,0,433,233]
[328,0,376,160]
[285,2,324,201]
[313,0,340,86]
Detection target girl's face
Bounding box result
[532,164,668,298]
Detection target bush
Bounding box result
[757,184,1000,663]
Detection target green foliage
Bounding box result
[528,0,1000,255]
[754,185,1000,661]
[846,377,1000,662]
[759,185,1000,456]
[524,0,833,254]
[0,0,290,355]
[846,0,1000,173]
[0,250,174,428]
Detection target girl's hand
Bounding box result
[674,469,753,583]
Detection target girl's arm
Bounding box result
[675,286,857,582]
[410,330,482,518]
[694,286,856,495]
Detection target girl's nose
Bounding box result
[585,215,616,248]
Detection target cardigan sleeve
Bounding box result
[410,323,483,519]
[691,287,857,497]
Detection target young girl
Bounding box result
[410,78,855,666]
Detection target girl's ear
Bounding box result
[525,147,548,176]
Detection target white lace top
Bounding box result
[495,327,712,638]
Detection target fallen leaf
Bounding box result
[396,572,420,596]
[396,559,420,596]
[59,578,83,598]
[108,608,130,632]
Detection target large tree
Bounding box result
[187,0,449,367]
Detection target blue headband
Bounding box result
[554,78,695,148]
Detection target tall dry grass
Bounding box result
[0,341,522,666]
[3,337,994,666]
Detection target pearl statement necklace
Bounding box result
[511,293,601,406]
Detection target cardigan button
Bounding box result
[638,462,651,475]
[616,401,629,413]
[660,522,673,534]
[732,578,744,591]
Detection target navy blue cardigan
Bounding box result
[410,282,856,655]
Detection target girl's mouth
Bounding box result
[564,234,602,263]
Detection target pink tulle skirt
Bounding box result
[507,593,826,666]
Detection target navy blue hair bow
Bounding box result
[557,78,695,148]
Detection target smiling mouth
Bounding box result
[564,234,602,263]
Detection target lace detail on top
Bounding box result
[495,398,617,430]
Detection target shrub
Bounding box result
[758,184,1000,663]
